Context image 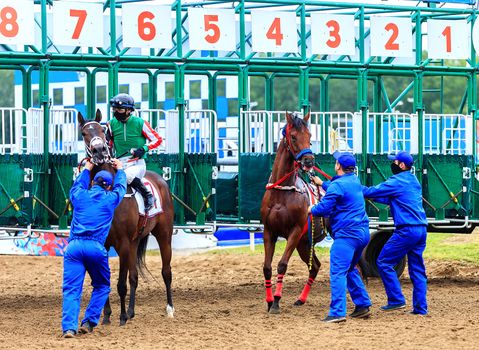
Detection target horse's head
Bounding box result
[284,112,314,171]
[78,109,111,165]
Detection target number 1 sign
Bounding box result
[427,19,470,59]
[251,10,298,53]
[52,1,104,47]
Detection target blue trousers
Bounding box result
[377,226,428,315]
[329,230,371,317]
[62,239,111,332]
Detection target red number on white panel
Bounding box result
[385,23,399,50]
[0,7,19,38]
[266,17,283,45]
[326,19,341,48]
[442,26,452,53]
[70,9,87,40]
[204,15,220,44]
[138,11,156,41]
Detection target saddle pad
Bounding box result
[134,178,163,217]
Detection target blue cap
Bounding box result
[388,151,414,167]
[93,170,113,186]
[333,151,356,168]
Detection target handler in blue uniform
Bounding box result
[62,159,127,338]
[308,151,371,323]
[362,151,428,315]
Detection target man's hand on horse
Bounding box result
[308,204,314,213]
[131,147,146,159]
[112,159,123,170]
[85,160,94,171]
[312,176,323,186]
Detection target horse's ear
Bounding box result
[95,109,102,123]
[285,111,293,125]
[78,111,86,127]
[303,111,310,123]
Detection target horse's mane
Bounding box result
[289,115,308,131]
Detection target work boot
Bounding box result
[131,177,154,211]
[79,321,94,334]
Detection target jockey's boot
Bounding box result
[131,177,154,212]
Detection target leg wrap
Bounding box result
[274,274,285,298]
[265,279,274,303]
[298,277,315,303]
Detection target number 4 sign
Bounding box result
[188,8,236,51]
[52,1,104,47]
[428,19,470,59]
[0,0,34,46]
[251,10,297,53]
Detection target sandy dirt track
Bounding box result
[0,251,478,350]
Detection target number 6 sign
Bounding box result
[0,0,34,46]
[52,1,104,47]
[188,8,236,51]
[122,2,172,49]
[251,10,297,53]
[370,16,413,58]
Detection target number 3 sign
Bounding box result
[52,1,104,47]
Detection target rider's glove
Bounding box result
[131,147,146,158]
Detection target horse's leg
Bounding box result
[262,228,276,312]
[118,243,130,326]
[270,227,302,314]
[127,239,140,320]
[294,237,321,306]
[152,224,174,318]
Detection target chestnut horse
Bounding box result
[78,110,175,325]
[260,112,326,314]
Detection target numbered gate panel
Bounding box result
[238,153,274,222]
[422,154,472,219]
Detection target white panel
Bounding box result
[122,3,172,49]
[466,115,473,155]
[352,112,362,154]
[0,0,34,45]
[427,20,470,59]
[52,1,104,47]
[251,10,297,53]
[410,113,419,154]
[310,14,355,56]
[370,16,413,58]
[188,8,236,51]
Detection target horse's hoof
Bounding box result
[294,300,305,306]
[267,302,273,312]
[166,305,175,318]
[127,310,135,320]
[102,319,111,325]
[269,305,280,314]
[119,318,128,326]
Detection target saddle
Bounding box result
[125,178,163,218]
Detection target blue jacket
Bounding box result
[311,173,369,238]
[362,171,427,227]
[69,169,127,244]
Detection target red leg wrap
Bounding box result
[265,279,274,302]
[298,278,315,303]
[274,274,284,298]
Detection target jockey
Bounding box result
[308,151,372,323]
[106,93,163,211]
[62,159,126,338]
[362,151,428,315]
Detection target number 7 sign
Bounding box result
[52,1,104,47]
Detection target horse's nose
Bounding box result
[302,156,315,169]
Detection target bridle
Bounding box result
[282,123,314,164]
[81,121,112,165]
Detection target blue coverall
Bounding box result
[311,173,371,317]
[362,170,428,315]
[62,168,127,333]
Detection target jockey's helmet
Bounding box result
[110,93,135,110]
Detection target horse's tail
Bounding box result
[136,234,149,278]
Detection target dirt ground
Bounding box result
[1,251,479,350]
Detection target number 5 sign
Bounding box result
[251,10,297,53]
[0,0,34,46]
[370,16,413,58]
[427,19,470,59]
[188,8,236,51]
[122,2,172,49]
[52,1,104,47]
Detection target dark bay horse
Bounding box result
[260,112,326,314]
[78,110,175,325]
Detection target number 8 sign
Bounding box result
[122,3,172,49]
[0,0,34,46]
[52,1,104,47]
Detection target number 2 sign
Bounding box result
[427,20,470,59]
[188,8,236,51]
[0,0,34,46]
[370,16,413,58]
[310,14,356,56]
[122,3,172,49]
[251,10,297,53]
[52,1,104,47]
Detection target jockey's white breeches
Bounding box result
[120,158,146,184]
